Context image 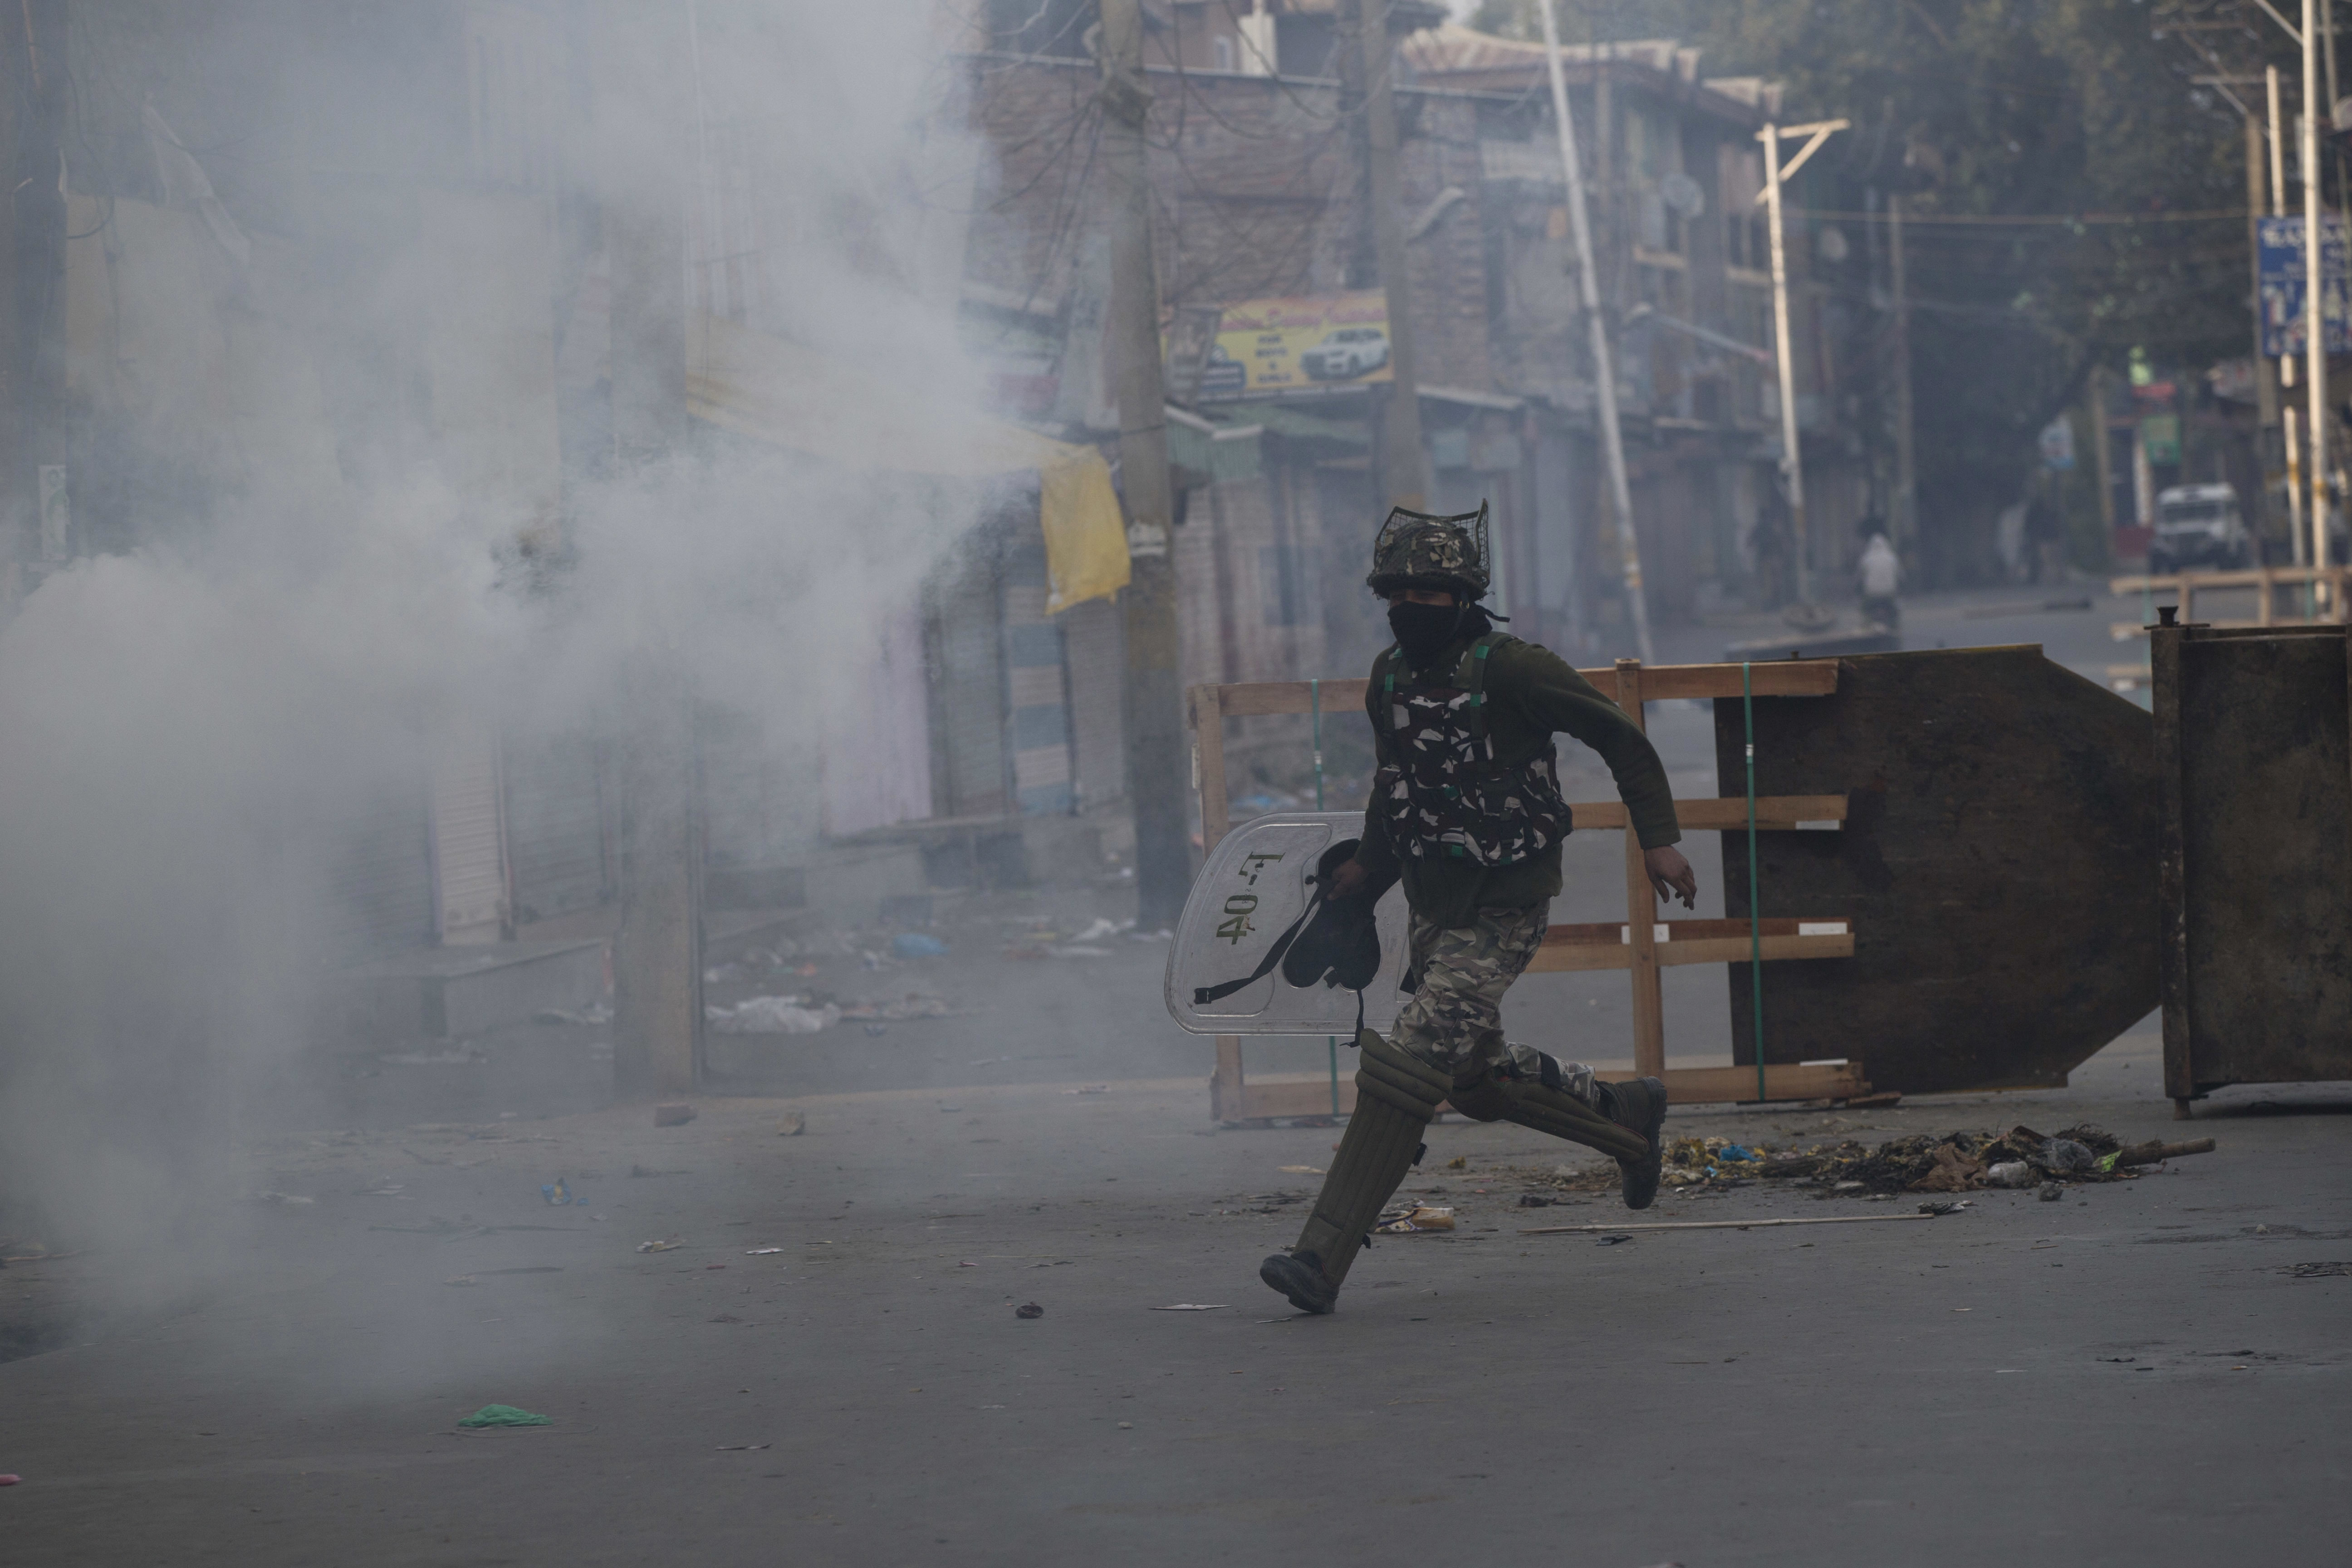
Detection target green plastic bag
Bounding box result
[458,1404,551,1428]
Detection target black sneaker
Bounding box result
[1605,1076,1669,1210]
[1259,1250,1337,1314]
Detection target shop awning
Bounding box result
[686,314,1129,612]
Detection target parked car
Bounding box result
[2150,484,2251,573]
[1298,326,1389,381]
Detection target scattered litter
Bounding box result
[717,1443,771,1451]
[1117,1421,1133,1430]
[707,996,840,1034]
[1595,1234,1633,1245]
[540,1179,586,1206]
[1445,1156,1468,1171]
[705,1263,727,1271]
[653,1104,696,1127]
[358,1184,406,1198]
[842,992,960,1022]
[2286,1261,2352,1278]
[1916,1200,1973,1216]
[251,1191,315,1206]
[1842,1091,1903,1108]
[1717,1145,1754,1161]
[1066,1085,1111,1096]
[2099,1137,2217,1172]
[2038,1137,2097,1172]
[0,1475,18,1486]
[1517,1194,1554,1208]
[456,1405,550,1429]
[1015,1302,1044,1319]
[776,1112,806,1137]
[531,1003,612,1026]
[1375,1205,1455,1234]
[1278,1165,1324,1175]
[636,1239,683,1254]
[2039,1182,2065,1202]
[892,932,949,959]
[1072,916,1131,942]
[1985,1162,2034,1188]
[745,1247,785,1256]
[1150,1303,1230,1311]
[959,1261,978,1268]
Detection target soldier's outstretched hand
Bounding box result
[1644,845,1697,909]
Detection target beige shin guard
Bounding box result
[1446,1064,1651,1164]
[1286,1029,1450,1293]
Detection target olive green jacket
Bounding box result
[1355,635,1681,926]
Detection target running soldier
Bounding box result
[1260,505,1698,1315]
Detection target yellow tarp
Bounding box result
[686,314,1129,612]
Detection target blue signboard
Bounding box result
[2258,215,2352,358]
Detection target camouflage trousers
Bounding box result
[1390,902,1601,1106]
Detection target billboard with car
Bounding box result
[1187,290,1393,399]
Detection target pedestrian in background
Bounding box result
[1859,528,1901,631]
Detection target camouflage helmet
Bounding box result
[1366,502,1490,599]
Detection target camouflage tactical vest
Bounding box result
[1372,634,1571,867]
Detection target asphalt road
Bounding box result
[7,582,2344,1564]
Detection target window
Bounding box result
[1213,33,1234,71]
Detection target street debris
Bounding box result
[745,1247,784,1255]
[1525,1209,1956,1236]
[717,1443,771,1451]
[2285,1261,2351,1278]
[0,1475,18,1486]
[1504,1126,2193,1201]
[1278,1165,1324,1174]
[2039,1182,2065,1201]
[776,1112,806,1137]
[892,932,949,959]
[637,1238,684,1254]
[540,1178,587,1206]
[457,1405,550,1428]
[1595,1234,1633,1245]
[1375,1205,1455,1234]
[1066,1085,1111,1096]
[1151,1303,1230,1311]
[653,1103,696,1127]
[839,993,958,1022]
[250,1191,315,1206]
[1015,1301,1044,1319]
[706,996,840,1034]
[531,1003,612,1026]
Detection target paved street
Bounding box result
[5,589,2345,1566]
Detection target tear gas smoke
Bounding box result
[0,1,1012,1321]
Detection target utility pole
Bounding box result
[2249,103,2282,544]
[601,0,703,1098]
[2305,0,2332,583]
[1759,118,1847,609]
[5,0,69,576]
[2272,64,2308,567]
[1357,0,1426,510]
[1537,0,1651,662]
[1887,191,1918,562]
[1098,0,1189,914]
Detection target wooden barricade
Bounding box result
[1190,657,1867,1122]
[2109,565,2352,641]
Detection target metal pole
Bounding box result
[2308,0,2332,583]
[1763,122,1811,605]
[1536,0,1654,662]
[1358,0,1427,510]
[1099,0,1191,923]
[2273,64,2308,568]
[1888,192,1917,559]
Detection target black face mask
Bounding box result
[1389,599,1488,666]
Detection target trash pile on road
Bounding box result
[1524,1126,2215,1200]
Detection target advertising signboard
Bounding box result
[1193,290,1393,400]
[2257,215,2352,358]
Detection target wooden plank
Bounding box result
[1234,1074,1357,1120]
[1188,685,1231,849]
[1190,660,1838,720]
[1568,795,1847,830]
[2114,565,2352,593]
[1611,1061,1870,1104]
[1527,926,1853,974]
[2151,619,2192,1110]
[1616,661,1666,1078]
[1614,660,1838,701]
[1211,1034,1247,1121]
